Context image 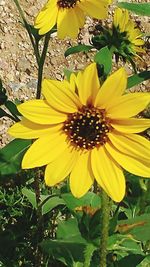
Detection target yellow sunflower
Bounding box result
[8,63,150,202]
[113,8,145,54]
[34,0,110,39]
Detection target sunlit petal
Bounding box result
[94,68,127,109]
[111,118,150,133]
[70,151,94,198]
[22,132,68,169]
[42,79,82,113]
[105,142,150,177]
[8,118,62,139]
[76,63,100,105]
[18,100,67,124]
[108,93,150,118]
[91,146,125,202]
[108,132,150,161]
[45,146,79,186]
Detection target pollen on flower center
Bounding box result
[57,0,79,8]
[63,106,111,150]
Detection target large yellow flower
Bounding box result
[34,0,110,39]
[113,8,145,54]
[8,64,150,202]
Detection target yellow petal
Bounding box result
[18,100,67,124]
[45,146,79,186]
[133,39,145,46]
[133,46,145,53]
[94,68,127,108]
[42,79,82,113]
[69,73,77,92]
[34,0,58,35]
[105,142,150,177]
[111,118,150,133]
[8,118,63,139]
[113,8,122,28]
[107,93,150,118]
[108,132,150,161]
[79,0,108,19]
[91,146,125,202]
[70,151,94,198]
[57,8,84,39]
[76,63,100,105]
[22,132,68,169]
[119,9,129,32]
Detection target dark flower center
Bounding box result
[57,0,79,8]
[63,106,111,150]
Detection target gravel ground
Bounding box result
[0,0,150,147]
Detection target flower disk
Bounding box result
[63,106,110,149]
[57,0,79,8]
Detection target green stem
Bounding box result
[34,169,43,267]
[13,0,40,64]
[36,32,51,99]
[100,190,110,267]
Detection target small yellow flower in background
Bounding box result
[113,8,145,54]
[9,63,150,202]
[34,0,110,39]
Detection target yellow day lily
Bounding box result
[34,0,110,39]
[113,8,145,54]
[9,63,150,202]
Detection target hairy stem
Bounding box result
[34,169,43,267]
[100,190,110,267]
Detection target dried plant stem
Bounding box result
[100,190,110,267]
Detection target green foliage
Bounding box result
[62,192,101,210]
[64,44,93,57]
[127,71,150,89]
[41,196,66,215]
[94,46,112,77]
[0,139,31,176]
[5,100,21,117]
[118,2,150,16]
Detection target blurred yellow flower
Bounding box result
[113,8,145,54]
[34,0,110,39]
[9,64,150,202]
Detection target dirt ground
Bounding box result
[0,0,150,147]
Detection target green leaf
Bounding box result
[117,214,150,242]
[127,71,150,89]
[5,100,21,116]
[62,192,101,210]
[0,108,8,118]
[42,196,65,215]
[65,44,93,57]
[41,239,86,266]
[118,2,150,16]
[0,139,31,175]
[22,187,37,208]
[118,254,145,267]
[41,219,87,266]
[57,218,86,243]
[94,46,112,76]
